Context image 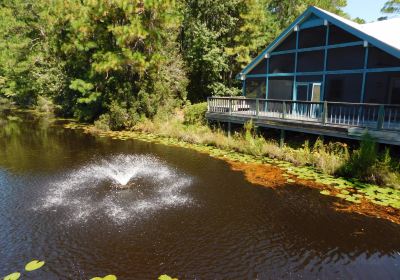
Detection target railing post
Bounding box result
[207,97,210,112]
[256,99,259,118]
[282,101,286,119]
[377,105,385,130]
[322,101,328,125]
[229,98,232,115]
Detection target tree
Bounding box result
[382,0,400,14]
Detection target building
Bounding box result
[206,6,400,145]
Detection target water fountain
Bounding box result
[38,155,193,224]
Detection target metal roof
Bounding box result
[239,6,400,77]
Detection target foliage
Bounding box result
[382,0,400,14]
[25,260,45,271]
[0,0,349,119]
[339,134,400,187]
[184,102,207,124]
[90,275,117,280]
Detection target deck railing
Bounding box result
[207,97,400,131]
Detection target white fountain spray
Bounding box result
[39,155,193,224]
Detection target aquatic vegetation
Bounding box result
[3,272,20,280]
[2,260,45,280]
[25,260,45,271]
[90,275,117,280]
[159,275,178,280]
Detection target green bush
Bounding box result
[184,102,207,125]
[338,134,400,187]
[35,96,57,114]
[94,114,111,131]
[108,101,128,131]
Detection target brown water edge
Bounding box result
[63,121,400,226]
[228,161,400,225]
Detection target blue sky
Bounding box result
[344,0,388,22]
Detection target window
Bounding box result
[325,74,362,102]
[248,59,267,75]
[246,78,266,99]
[297,51,325,72]
[328,25,360,45]
[367,47,400,69]
[269,54,295,73]
[327,46,365,71]
[299,26,326,49]
[268,77,294,100]
[274,32,296,52]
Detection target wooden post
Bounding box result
[322,101,328,125]
[229,98,232,115]
[280,129,285,147]
[228,122,232,138]
[377,105,385,130]
[282,101,286,119]
[256,99,259,118]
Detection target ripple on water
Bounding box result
[37,154,193,224]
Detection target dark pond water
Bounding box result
[0,112,400,280]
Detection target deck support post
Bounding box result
[227,122,232,138]
[322,101,328,125]
[282,101,286,119]
[377,105,385,130]
[256,99,260,118]
[280,129,285,147]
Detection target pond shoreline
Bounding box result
[61,120,400,225]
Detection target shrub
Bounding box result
[35,96,57,114]
[184,102,207,125]
[338,134,400,187]
[108,101,128,130]
[94,114,111,131]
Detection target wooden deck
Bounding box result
[206,97,400,145]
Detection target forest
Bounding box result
[1,0,399,124]
[0,0,353,122]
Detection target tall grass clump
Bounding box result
[338,134,400,188]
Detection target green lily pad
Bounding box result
[90,275,117,280]
[3,272,21,280]
[159,275,178,280]
[320,190,331,196]
[287,179,296,183]
[25,260,45,271]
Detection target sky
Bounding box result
[343,0,388,22]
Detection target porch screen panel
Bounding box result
[328,25,360,45]
[269,54,295,73]
[248,58,268,75]
[299,26,326,49]
[274,32,296,52]
[367,47,400,69]
[324,74,362,102]
[297,51,324,72]
[245,78,266,99]
[297,75,323,83]
[364,72,400,104]
[327,46,365,71]
[268,77,294,100]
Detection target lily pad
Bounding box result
[3,272,21,280]
[320,190,331,196]
[159,275,178,280]
[25,260,45,271]
[90,275,117,280]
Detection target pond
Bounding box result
[0,112,400,279]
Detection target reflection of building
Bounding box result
[207,6,400,145]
